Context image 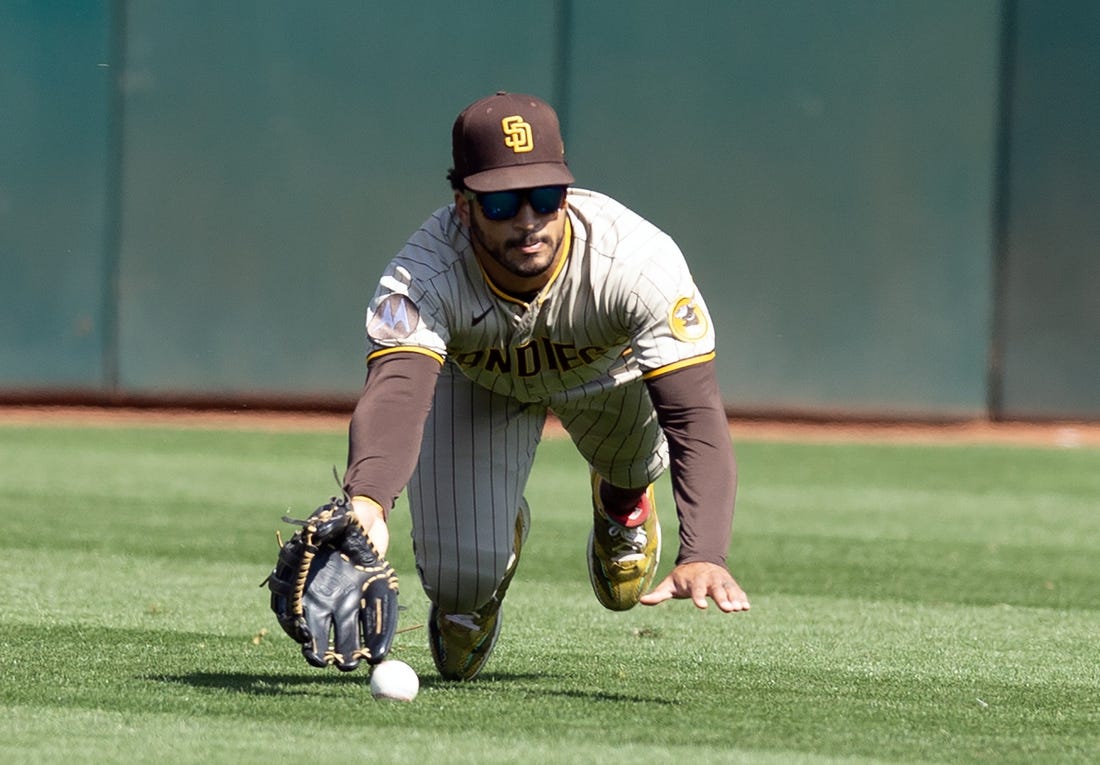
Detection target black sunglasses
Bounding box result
[469,186,568,221]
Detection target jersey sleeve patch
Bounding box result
[668,296,710,342]
[368,294,420,341]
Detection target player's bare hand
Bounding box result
[350,496,389,557]
[639,561,750,612]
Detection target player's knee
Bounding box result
[422,556,511,614]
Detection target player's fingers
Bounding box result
[715,580,751,613]
[691,578,711,610]
[638,577,675,606]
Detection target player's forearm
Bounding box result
[343,351,441,514]
[644,359,736,566]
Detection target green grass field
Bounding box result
[1,420,1098,764]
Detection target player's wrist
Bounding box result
[350,494,384,511]
[349,495,389,555]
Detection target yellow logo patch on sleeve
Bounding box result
[669,296,710,342]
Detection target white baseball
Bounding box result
[369,660,419,702]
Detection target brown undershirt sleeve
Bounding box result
[644,359,737,566]
[342,351,442,516]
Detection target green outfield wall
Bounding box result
[2,0,1097,420]
[996,0,1100,420]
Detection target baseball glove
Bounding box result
[264,496,399,671]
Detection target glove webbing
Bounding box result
[281,510,342,622]
[287,534,317,623]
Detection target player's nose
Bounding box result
[512,201,540,228]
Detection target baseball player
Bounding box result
[341,91,749,681]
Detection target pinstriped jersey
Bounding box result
[363,188,716,404]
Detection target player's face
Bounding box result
[457,188,568,288]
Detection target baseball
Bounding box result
[369,659,419,702]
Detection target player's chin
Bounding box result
[506,253,555,277]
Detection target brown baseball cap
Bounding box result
[452,92,575,192]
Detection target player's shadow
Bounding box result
[148,672,358,696]
[149,671,674,704]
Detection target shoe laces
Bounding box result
[607,521,648,562]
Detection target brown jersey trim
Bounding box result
[342,351,442,515]
[644,358,736,566]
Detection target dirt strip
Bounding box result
[0,405,351,432]
[726,418,1100,448]
[1,405,1099,448]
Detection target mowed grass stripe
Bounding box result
[1,423,1098,764]
[1,705,909,765]
[3,591,1098,762]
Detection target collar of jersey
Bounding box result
[479,216,573,306]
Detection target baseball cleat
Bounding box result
[428,511,525,681]
[428,603,503,681]
[587,473,661,611]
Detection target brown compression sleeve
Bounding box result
[644,359,737,566]
[342,352,442,515]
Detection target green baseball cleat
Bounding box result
[587,474,661,611]
[428,603,503,681]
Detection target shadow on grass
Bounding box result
[148,672,357,696]
[149,670,675,705]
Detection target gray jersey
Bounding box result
[356,188,724,614]
[364,188,716,403]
